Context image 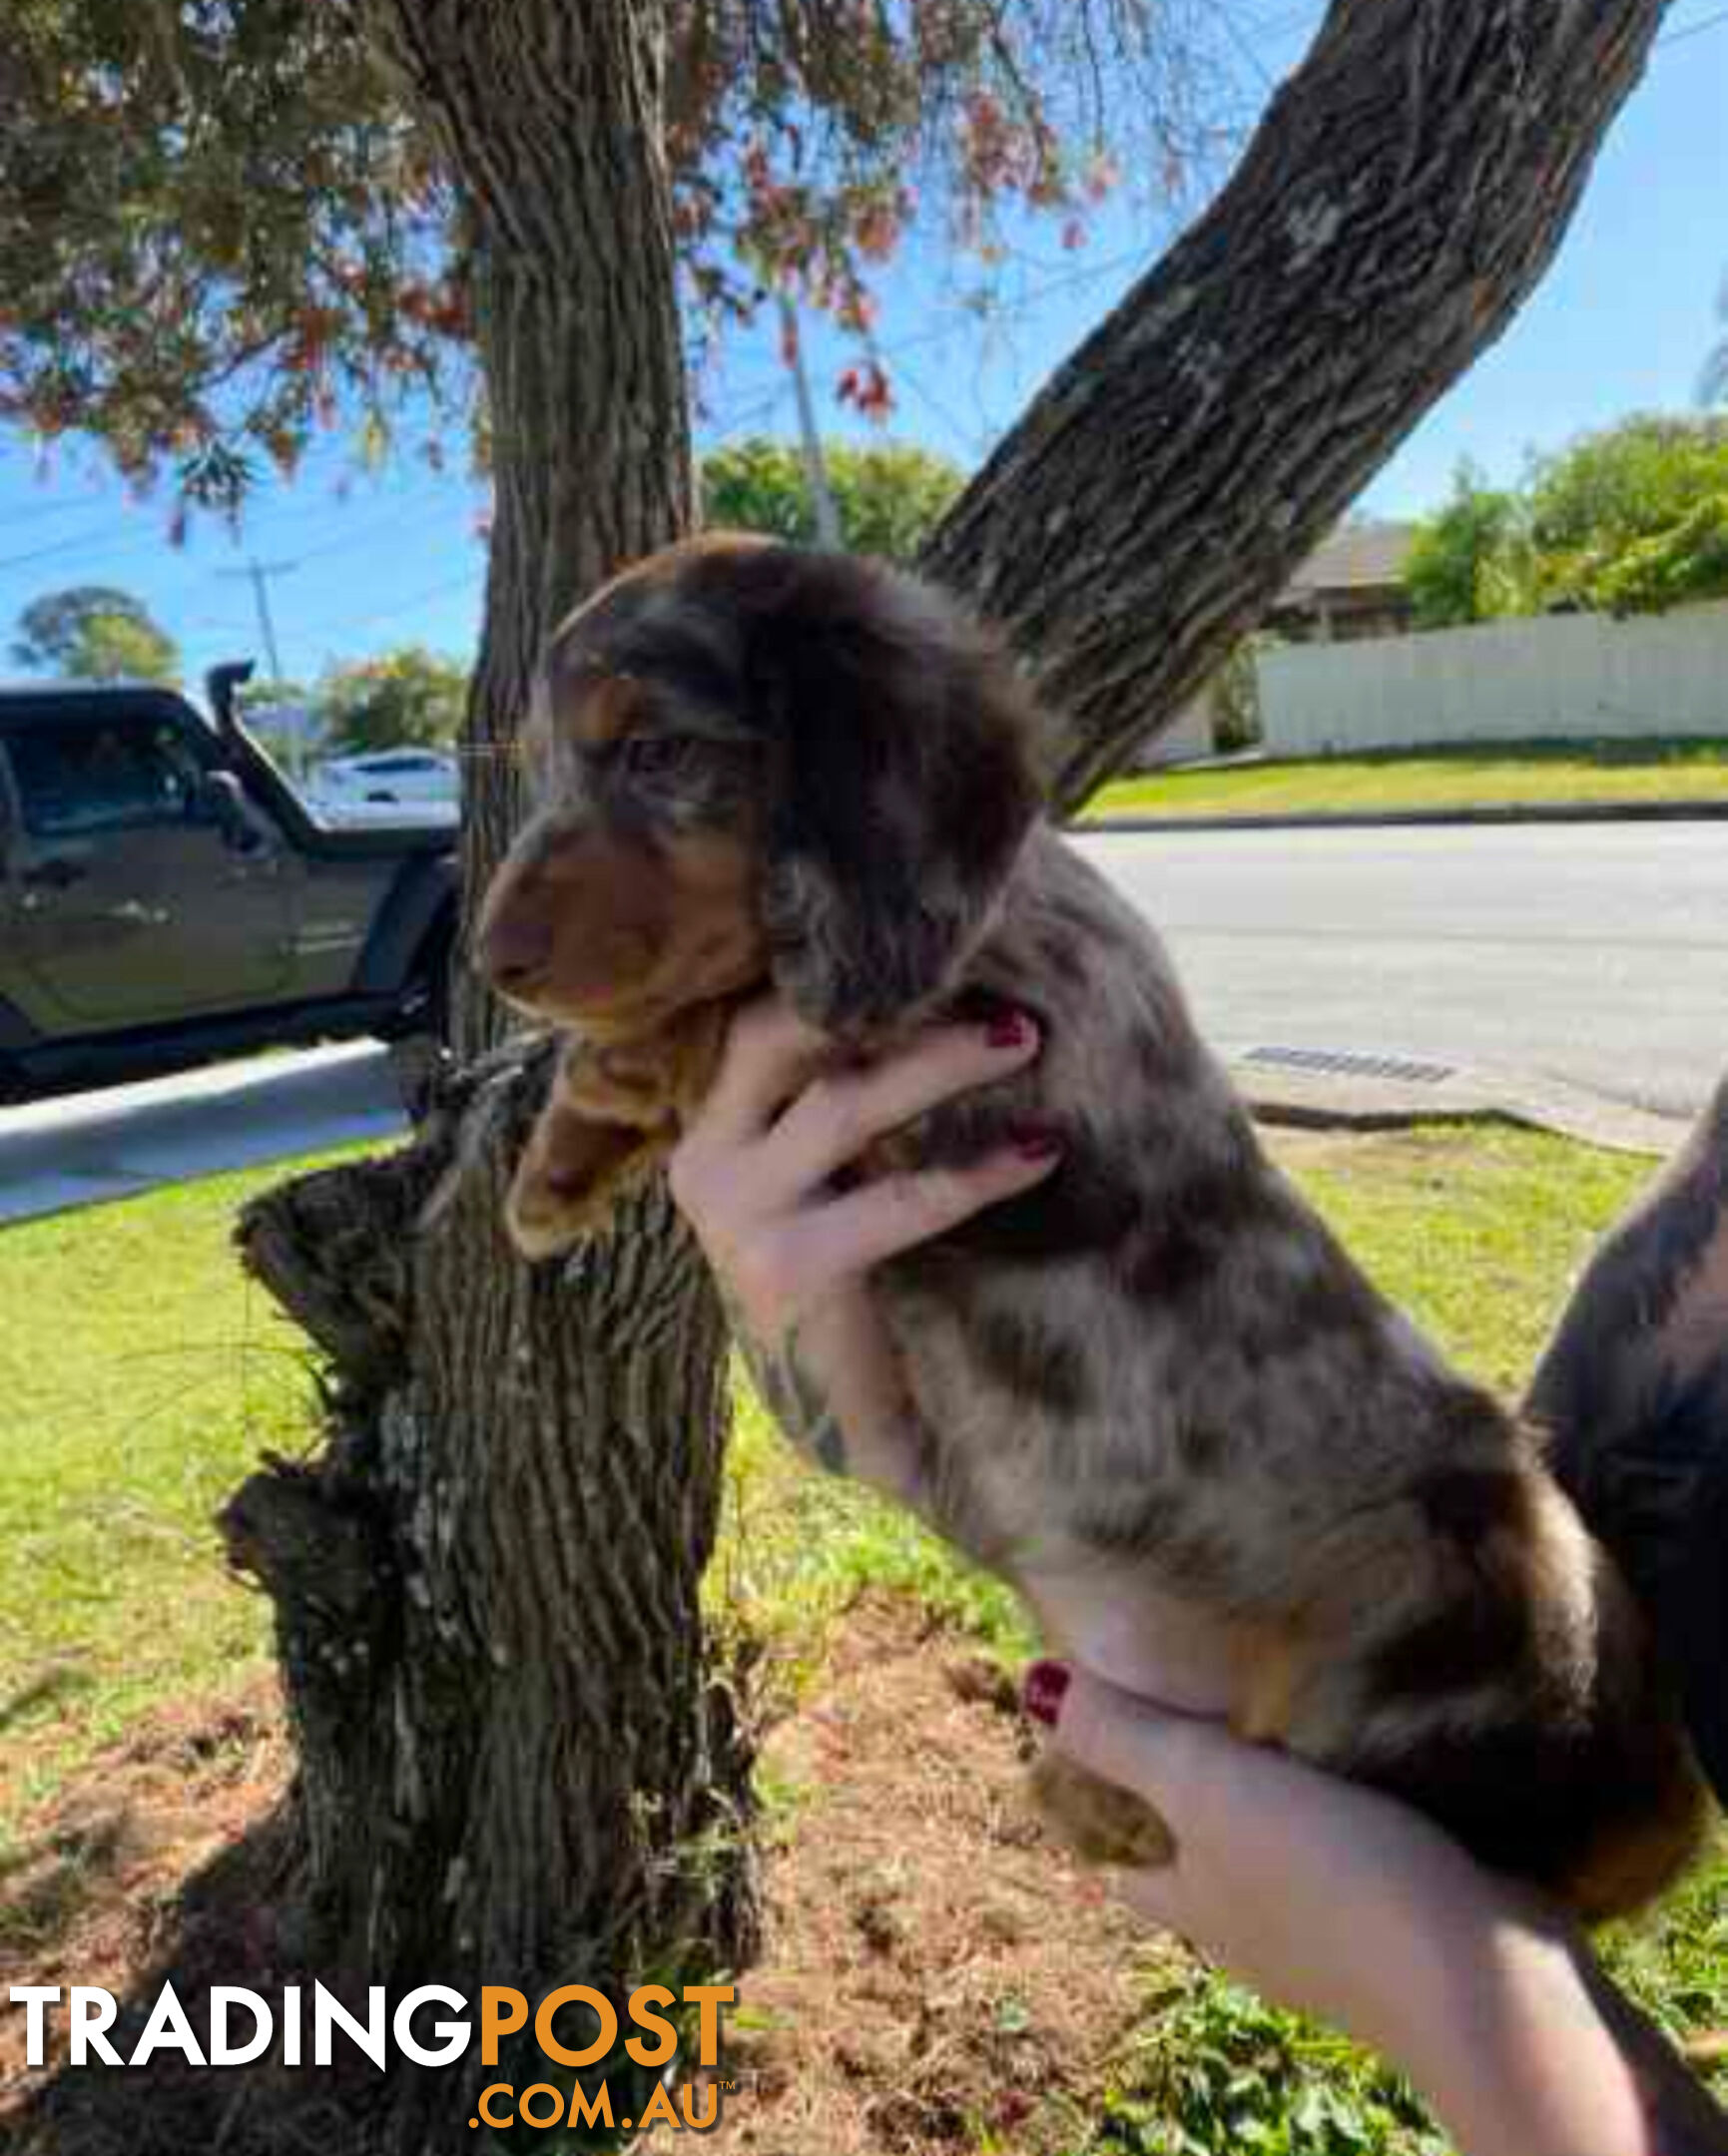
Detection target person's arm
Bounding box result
[1527,1074,1728,1803]
[1530,1076,1728,1445]
[667,993,1058,1505]
[1039,1663,1728,2156]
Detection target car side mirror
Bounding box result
[197,769,263,851]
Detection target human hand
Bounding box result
[1033,1663,1681,2156]
[1034,1662,1535,2061]
[668,992,1058,1496]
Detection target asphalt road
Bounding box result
[1079,820,1728,1123]
[3,820,1724,1222]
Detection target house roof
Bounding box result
[1278,521,1419,604]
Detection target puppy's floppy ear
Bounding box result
[750,555,1043,1035]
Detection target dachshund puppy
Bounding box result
[476,533,1706,1918]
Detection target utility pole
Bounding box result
[776,290,844,551]
[218,556,296,681]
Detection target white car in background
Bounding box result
[306,749,460,822]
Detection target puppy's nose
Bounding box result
[477,908,553,993]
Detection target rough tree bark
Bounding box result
[222,1,1670,2149]
[226,9,756,2151]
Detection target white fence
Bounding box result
[1256,600,1728,757]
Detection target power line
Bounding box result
[285,490,467,570]
[872,245,1154,365]
[0,493,122,538]
[231,469,467,553]
[313,565,482,643]
[0,468,461,578]
[0,523,159,582]
[0,518,176,577]
[1214,3,1278,89]
[704,240,1155,446]
[1197,0,1315,58]
[1658,3,1728,42]
[888,352,995,461]
[704,383,790,442]
[1254,5,1317,36]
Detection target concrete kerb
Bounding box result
[1232,1057,1686,1160]
[1083,799,1728,836]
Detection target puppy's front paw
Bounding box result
[1028,1748,1175,1869]
[505,1111,658,1262]
[505,1157,611,1261]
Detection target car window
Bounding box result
[365,754,438,775]
[7,718,207,838]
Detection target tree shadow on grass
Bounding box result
[0,1811,131,1963]
[7,1796,382,2156]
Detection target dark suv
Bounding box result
[0,664,459,1101]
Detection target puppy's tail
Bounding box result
[1303,1456,1707,1922]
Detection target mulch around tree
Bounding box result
[2,1594,1172,2155]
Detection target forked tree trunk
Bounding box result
[226,2,1669,2149]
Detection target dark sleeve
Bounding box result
[1580,1954,1728,2154]
[1526,1076,1728,1808]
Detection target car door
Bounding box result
[0,701,295,1030]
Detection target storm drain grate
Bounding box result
[1242,1045,1455,1086]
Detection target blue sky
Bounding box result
[0,1,1723,697]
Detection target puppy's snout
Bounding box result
[477,903,554,994]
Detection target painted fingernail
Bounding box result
[986,1011,1032,1049]
[1023,1660,1071,1728]
[1009,1121,1063,1160]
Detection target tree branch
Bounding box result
[920,0,1671,806]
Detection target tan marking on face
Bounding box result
[484,810,764,1031]
[632,826,765,1013]
[570,671,641,751]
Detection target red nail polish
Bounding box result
[986,1012,1030,1049]
[1010,1121,1063,1160]
[1023,1660,1071,1727]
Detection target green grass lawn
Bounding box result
[1083,738,1728,822]
[4,1122,1723,2150]
[0,1147,370,1839]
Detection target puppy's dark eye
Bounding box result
[621,735,705,781]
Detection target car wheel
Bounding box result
[383,927,456,1121]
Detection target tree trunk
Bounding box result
[919,0,1671,809]
[224,2,1669,2148]
[226,9,755,2151]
